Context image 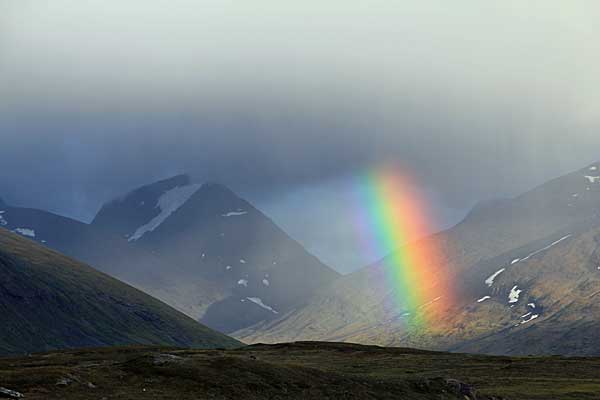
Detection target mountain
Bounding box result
[90,174,340,333]
[0,198,171,286]
[0,200,88,250]
[235,162,600,355]
[0,227,240,355]
[2,175,339,334]
[437,224,600,355]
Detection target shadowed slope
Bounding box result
[0,228,240,355]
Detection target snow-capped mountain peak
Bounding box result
[92,174,198,237]
[128,183,201,241]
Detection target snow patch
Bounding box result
[0,211,7,226]
[477,295,491,303]
[420,296,442,308]
[239,259,246,264]
[508,285,522,304]
[518,235,572,263]
[584,175,600,183]
[485,268,505,287]
[237,279,248,287]
[226,265,232,270]
[527,302,536,308]
[129,184,201,241]
[590,166,598,171]
[14,228,35,238]
[521,314,539,324]
[262,279,270,286]
[511,258,520,265]
[222,211,247,217]
[246,297,278,314]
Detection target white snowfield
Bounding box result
[14,228,35,238]
[584,175,600,183]
[508,285,522,303]
[129,184,201,241]
[485,268,505,287]
[222,211,248,217]
[246,297,278,314]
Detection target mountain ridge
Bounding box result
[0,227,240,355]
[234,160,600,355]
[2,175,340,335]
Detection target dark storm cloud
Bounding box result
[2,87,596,219]
[1,1,600,271]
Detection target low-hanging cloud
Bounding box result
[1,1,600,271]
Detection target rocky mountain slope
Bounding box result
[91,175,339,333]
[0,228,240,355]
[235,162,600,355]
[0,198,167,284]
[2,175,339,334]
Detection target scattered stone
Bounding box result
[0,387,24,398]
[153,353,183,365]
[445,378,477,399]
[56,377,73,386]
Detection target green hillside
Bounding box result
[0,228,240,355]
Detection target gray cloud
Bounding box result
[1,1,600,272]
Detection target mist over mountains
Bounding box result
[0,175,339,335]
[2,160,600,356]
[3,3,600,399]
[3,1,600,275]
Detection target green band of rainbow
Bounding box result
[355,166,452,328]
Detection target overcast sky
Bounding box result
[1,1,600,272]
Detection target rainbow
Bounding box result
[354,165,452,327]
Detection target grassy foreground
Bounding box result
[1,341,599,399]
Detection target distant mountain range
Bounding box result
[0,175,339,334]
[235,162,600,355]
[0,227,239,355]
[4,162,600,356]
